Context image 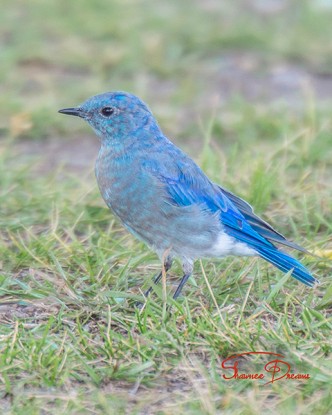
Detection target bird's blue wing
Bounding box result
[150,165,275,250]
[145,158,318,287]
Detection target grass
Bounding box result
[1,0,332,414]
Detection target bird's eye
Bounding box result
[101,107,115,117]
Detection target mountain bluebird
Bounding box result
[59,92,318,300]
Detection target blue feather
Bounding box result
[157,168,319,287]
[256,246,317,286]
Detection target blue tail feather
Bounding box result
[256,246,319,287]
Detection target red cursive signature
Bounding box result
[221,351,310,385]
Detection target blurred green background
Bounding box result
[2,0,332,140]
[1,1,332,414]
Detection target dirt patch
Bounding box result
[196,52,332,107]
[13,135,99,174]
[0,297,61,325]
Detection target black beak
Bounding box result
[58,107,83,117]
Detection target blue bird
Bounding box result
[59,92,319,300]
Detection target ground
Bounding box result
[0,1,332,414]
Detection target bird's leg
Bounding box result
[173,261,194,300]
[144,256,173,298]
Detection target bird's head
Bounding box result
[59,91,159,145]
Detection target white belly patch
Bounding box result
[208,232,257,257]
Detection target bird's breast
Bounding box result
[96,157,133,211]
[95,148,159,223]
